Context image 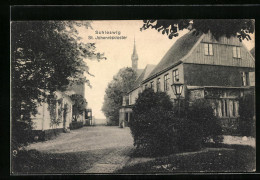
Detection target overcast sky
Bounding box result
[77,20,255,121]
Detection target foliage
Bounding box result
[11,21,105,146]
[69,121,84,130]
[102,67,137,125]
[186,99,223,144]
[70,94,87,121]
[141,19,255,41]
[239,92,255,136]
[174,118,203,151]
[129,89,223,155]
[129,88,176,155]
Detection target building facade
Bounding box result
[120,31,255,133]
[66,82,87,125]
[31,91,73,140]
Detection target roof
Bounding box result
[250,47,255,58]
[136,69,144,77]
[129,64,156,92]
[144,31,203,82]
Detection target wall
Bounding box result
[142,63,185,100]
[184,33,255,68]
[183,64,255,87]
[31,91,73,131]
[31,103,52,130]
[129,87,141,105]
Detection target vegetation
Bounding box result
[129,88,175,155]
[186,99,223,144]
[11,21,106,147]
[239,92,255,137]
[129,89,223,155]
[70,94,87,121]
[102,67,137,125]
[141,19,255,41]
[117,144,255,173]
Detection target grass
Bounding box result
[11,147,119,174]
[116,144,256,173]
[11,143,255,174]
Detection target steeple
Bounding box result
[131,37,138,71]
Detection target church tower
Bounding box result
[131,37,138,71]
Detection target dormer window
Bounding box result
[233,46,241,58]
[204,43,213,56]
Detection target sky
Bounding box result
[76,20,255,121]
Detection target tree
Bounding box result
[141,19,254,41]
[102,67,137,125]
[70,94,88,121]
[11,21,106,145]
[129,89,224,155]
[186,99,223,144]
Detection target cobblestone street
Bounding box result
[26,126,134,173]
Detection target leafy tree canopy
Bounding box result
[11,21,105,145]
[70,94,87,121]
[141,19,254,41]
[102,67,137,125]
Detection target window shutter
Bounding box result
[204,44,209,55]
[233,47,237,57]
[218,100,222,117]
[237,47,241,58]
[229,100,234,117]
[209,44,213,55]
[249,72,255,86]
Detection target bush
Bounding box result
[69,121,83,129]
[239,92,255,137]
[129,88,176,155]
[187,99,223,144]
[129,89,223,155]
[174,118,203,151]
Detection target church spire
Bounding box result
[131,37,138,71]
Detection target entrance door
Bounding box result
[125,113,128,122]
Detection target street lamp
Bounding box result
[171,82,184,119]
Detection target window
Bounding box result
[241,72,249,86]
[233,46,241,58]
[156,78,161,92]
[172,69,179,83]
[150,81,154,90]
[129,94,131,105]
[217,99,239,118]
[204,43,213,56]
[164,74,170,91]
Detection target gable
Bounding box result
[183,32,255,68]
[145,31,203,81]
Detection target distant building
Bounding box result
[120,31,255,134]
[119,39,156,127]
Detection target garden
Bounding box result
[120,88,255,173]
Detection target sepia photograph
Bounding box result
[11,19,255,174]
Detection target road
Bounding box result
[26,126,134,173]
